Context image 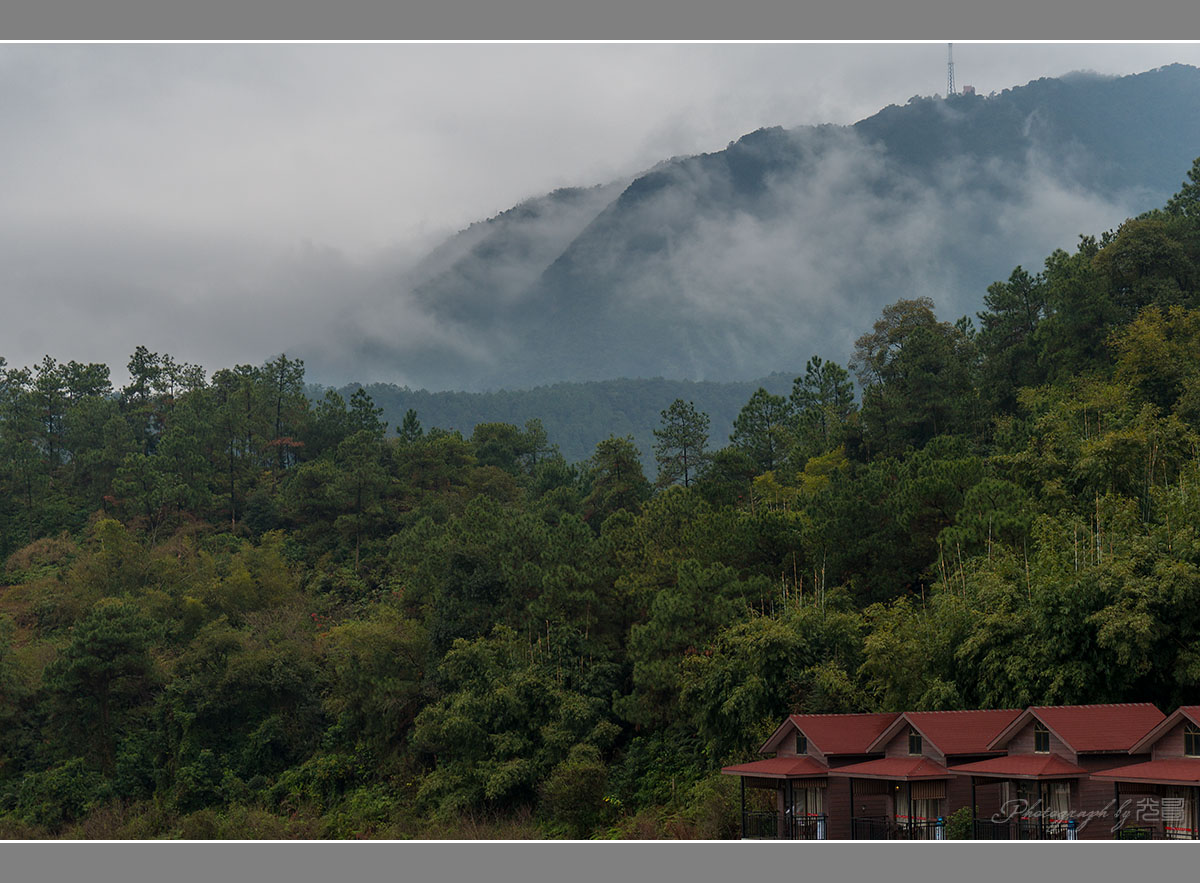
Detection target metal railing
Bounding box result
[790,813,828,841]
[853,816,946,840]
[974,818,1073,840]
[1112,824,1196,840]
[741,811,828,840]
[742,811,781,839]
[1114,825,1165,840]
[901,818,948,840]
[852,816,891,840]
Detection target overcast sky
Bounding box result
[4,42,1200,386]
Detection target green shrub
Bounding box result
[177,808,220,839]
[321,785,397,838]
[947,805,974,840]
[678,772,738,839]
[15,758,112,831]
[539,744,609,838]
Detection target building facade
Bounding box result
[722,703,1196,840]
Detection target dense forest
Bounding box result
[1,158,1200,839]
[324,374,795,469]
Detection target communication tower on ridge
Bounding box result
[947,43,955,96]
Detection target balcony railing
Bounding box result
[1113,824,1196,840]
[790,813,828,841]
[973,818,1073,840]
[741,811,828,840]
[742,811,780,839]
[1114,825,1165,840]
[852,816,946,840]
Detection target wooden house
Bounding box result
[1091,706,1200,839]
[826,709,1021,839]
[720,712,898,839]
[949,703,1166,840]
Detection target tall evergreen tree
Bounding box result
[652,399,711,489]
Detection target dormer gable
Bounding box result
[996,716,1075,761]
[990,704,1164,755]
[869,709,1020,763]
[758,712,899,762]
[1129,706,1200,759]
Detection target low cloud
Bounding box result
[2,46,1195,390]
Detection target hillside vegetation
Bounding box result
[1,158,1200,839]
[324,374,794,469]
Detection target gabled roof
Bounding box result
[720,755,830,779]
[1128,706,1200,754]
[759,712,900,756]
[826,756,950,781]
[986,704,1165,753]
[946,754,1090,780]
[1090,758,1200,786]
[867,709,1022,756]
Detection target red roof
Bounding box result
[1129,706,1200,754]
[826,756,950,781]
[721,756,830,779]
[760,712,899,756]
[868,709,1022,756]
[988,704,1165,753]
[1090,758,1200,786]
[947,754,1089,780]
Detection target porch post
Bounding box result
[1113,782,1119,839]
[849,778,856,840]
[971,777,977,839]
[1193,785,1199,840]
[740,776,745,840]
[786,779,793,840]
[906,781,913,839]
[1038,781,1045,839]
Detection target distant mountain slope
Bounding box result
[346,64,1200,391]
[333,374,795,467]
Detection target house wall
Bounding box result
[1152,720,1188,759]
[967,777,1006,827]
[825,778,851,839]
[776,727,797,757]
[828,777,890,839]
[946,771,973,823]
[881,726,946,766]
[1109,782,1165,837]
[1075,754,1153,839]
[1005,719,1075,761]
[773,724,833,766]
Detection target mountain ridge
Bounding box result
[343,64,1200,391]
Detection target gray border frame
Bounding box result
[3,1,1198,883]
[1,0,1197,38]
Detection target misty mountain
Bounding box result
[342,64,1200,391]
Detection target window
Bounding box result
[895,790,944,830]
[908,727,923,756]
[1185,723,1200,757]
[1034,722,1050,754]
[792,785,824,817]
[795,732,808,755]
[1042,782,1070,825]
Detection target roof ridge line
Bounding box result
[906,708,1021,714]
[1034,702,1158,709]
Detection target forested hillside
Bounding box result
[1,158,1200,839]
[325,374,794,468]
